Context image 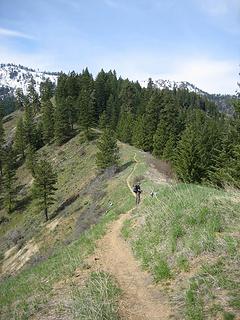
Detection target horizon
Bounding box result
[0,0,239,94]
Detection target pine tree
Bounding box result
[42,99,55,144]
[99,111,108,129]
[54,100,72,145]
[162,134,176,161]
[96,128,119,170]
[105,94,119,129]
[153,119,168,158]
[15,88,25,110]
[14,117,26,158]
[140,93,160,151]
[175,124,203,183]
[95,69,109,118]
[3,147,16,213]
[32,158,57,221]
[27,78,40,114]
[40,79,55,102]
[65,96,77,131]
[117,112,134,144]
[24,101,36,148]
[78,89,95,139]
[132,116,144,148]
[0,112,5,176]
[26,146,37,177]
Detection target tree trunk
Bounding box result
[44,207,48,221]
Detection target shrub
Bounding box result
[72,271,121,320]
[153,257,171,282]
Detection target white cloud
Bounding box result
[154,58,239,94]
[0,45,56,71]
[0,39,238,94]
[0,27,34,39]
[96,50,238,94]
[196,0,240,16]
[104,0,119,8]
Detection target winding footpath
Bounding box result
[89,154,171,319]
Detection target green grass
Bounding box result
[0,137,140,319]
[1,130,239,319]
[71,271,121,320]
[121,218,134,240]
[124,181,240,319]
[185,280,204,320]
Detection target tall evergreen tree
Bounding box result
[140,92,160,151]
[54,100,72,145]
[117,112,134,144]
[3,147,16,213]
[162,134,176,161]
[27,78,40,114]
[175,124,203,183]
[42,99,55,144]
[40,79,55,102]
[32,158,57,221]
[0,110,5,176]
[78,89,95,139]
[96,128,119,170]
[24,101,36,148]
[14,117,26,158]
[132,115,144,148]
[26,146,37,177]
[15,88,25,110]
[153,119,168,158]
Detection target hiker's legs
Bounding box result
[136,192,140,205]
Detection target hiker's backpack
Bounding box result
[133,185,138,193]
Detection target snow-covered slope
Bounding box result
[0,63,59,95]
[140,79,208,95]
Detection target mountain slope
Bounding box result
[0,63,58,95]
[0,63,235,114]
[140,78,209,95]
[0,112,239,319]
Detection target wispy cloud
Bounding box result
[0,27,34,39]
[97,50,238,94]
[157,57,239,94]
[197,0,240,17]
[103,0,120,8]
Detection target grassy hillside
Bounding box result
[123,176,240,319]
[0,128,142,319]
[0,123,239,319]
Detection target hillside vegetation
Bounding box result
[0,70,239,320]
[0,126,239,319]
[0,129,138,319]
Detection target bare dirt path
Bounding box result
[88,154,171,319]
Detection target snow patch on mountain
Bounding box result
[0,63,59,95]
[140,79,208,95]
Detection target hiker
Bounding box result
[133,183,142,205]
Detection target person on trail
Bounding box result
[133,183,142,205]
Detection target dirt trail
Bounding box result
[89,154,171,319]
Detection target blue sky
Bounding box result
[0,0,239,94]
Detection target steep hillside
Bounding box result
[140,78,235,114]
[0,124,139,319]
[140,79,208,95]
[0,118,239,319]
[0,63,58,95]
[0,63,234,115]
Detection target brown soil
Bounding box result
[88,154,172,319]
[2,239,39,275]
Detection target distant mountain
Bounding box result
[140,78,235,114]
[0,63,59,97]
[0,63,235,114]
[140,79,209,95]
